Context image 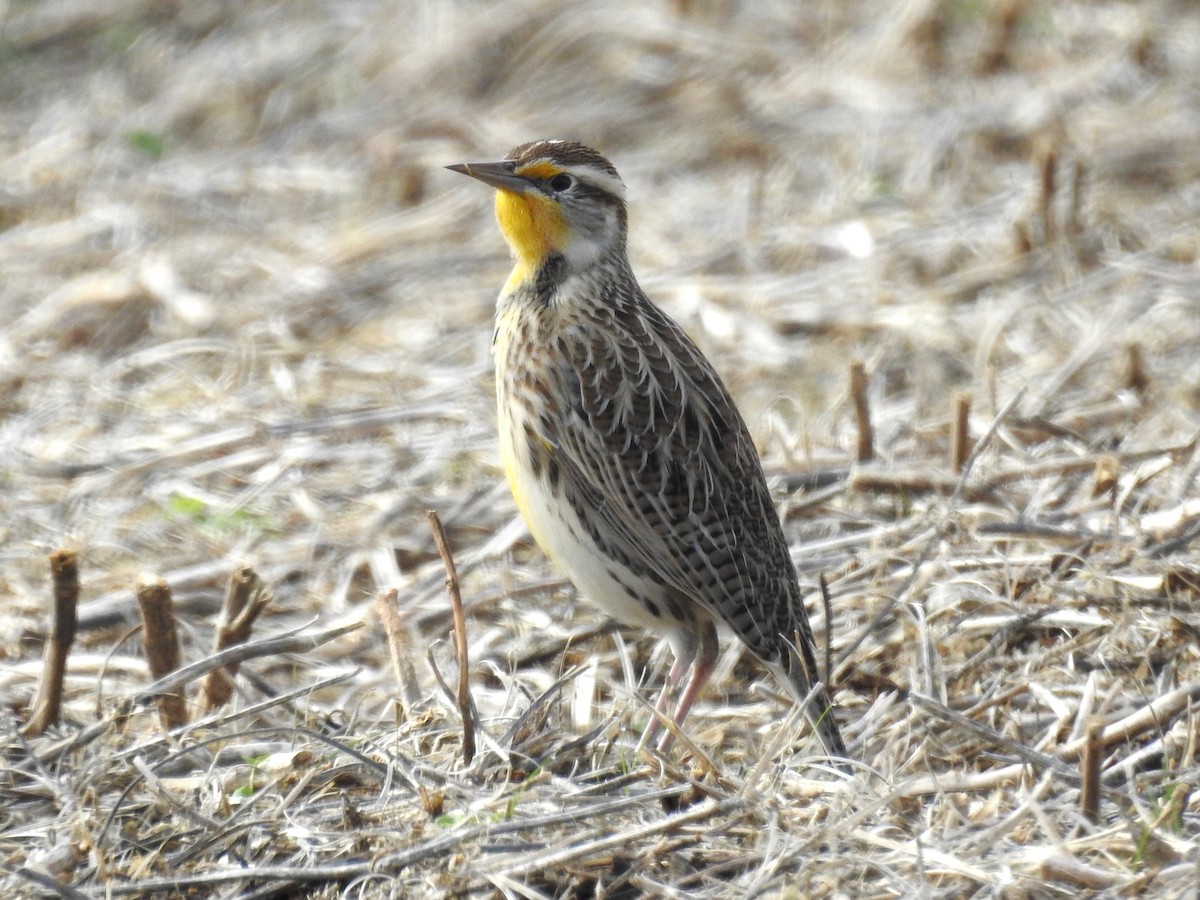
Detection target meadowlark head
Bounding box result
[448,140,629,281]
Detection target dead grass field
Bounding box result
[3,0,1200,896]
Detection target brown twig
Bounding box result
[6,865,91,900]
[85,785,694,894]
[487,798,744,879]
[135,577,188,730]
[427,509,476,765]
[950,392,972,473]
[200,566,272,713]
[849,360,874,463]
[848,467,995,503]
[909,692,1079,779]
[838,389,1026,673]
[1080,716,1104,824]
[1125,342,1149,395]
[375,587,422,712]
[1039,146,1058,246]
[901,683,1200,798]
[21,550,81,737]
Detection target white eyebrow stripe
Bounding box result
[558,163,627,202]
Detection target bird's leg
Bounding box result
[638,646,692,749]
[655,620,719,752]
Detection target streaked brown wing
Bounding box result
[542,294,809,669]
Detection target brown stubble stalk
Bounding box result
[951,392,972,473]
[1080,716,1103,824]
[135,577,188,730]
[849,360,874,464]
[200,565,272,713]
[1125,342,1149,395]
[427,509,476,765]
[375,587,422,714]
[21,550,80,737]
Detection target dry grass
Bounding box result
[3,0,1200,896]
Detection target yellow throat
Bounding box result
[495,186,568,293]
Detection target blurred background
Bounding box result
[6,4,1200,890]
[1,0,1198,677]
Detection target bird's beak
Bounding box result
[446,160,532,194]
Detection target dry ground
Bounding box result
[2,0,1200,897]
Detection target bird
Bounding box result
[448,140,849,763]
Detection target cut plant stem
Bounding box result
[376,587,422,713]
[136,576,188,730]
[21,549,81,737]
[951,392,972,473]
[201,565,272,713]
[1080,715,1103,824]
[850,360,874,464]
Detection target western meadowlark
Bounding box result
[449,140,849,763]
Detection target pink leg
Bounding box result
[655,621,719,752]
[638,650,691,748]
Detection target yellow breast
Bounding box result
[494,302,549,550]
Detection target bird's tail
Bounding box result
[806,681,850,764]
[779,631,852,769]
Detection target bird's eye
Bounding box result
[549,173,574,192]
